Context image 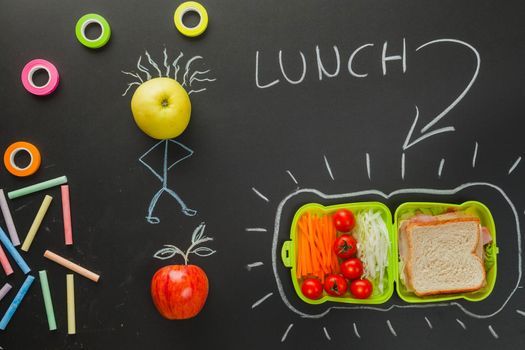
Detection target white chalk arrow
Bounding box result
[403,39,480,151]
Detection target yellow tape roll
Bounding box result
[174,1,208,37]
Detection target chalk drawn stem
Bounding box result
[153,223,215,264]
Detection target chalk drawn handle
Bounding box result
[281,241,293,268]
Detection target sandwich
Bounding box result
[398,211,491,297]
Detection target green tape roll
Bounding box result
[75,14,111,49]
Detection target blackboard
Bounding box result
[1,0,525,349]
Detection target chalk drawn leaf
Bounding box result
[191,222,206,243]
[192,247,216,257]
[153,245,185,260]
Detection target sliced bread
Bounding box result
[403,218,485,297]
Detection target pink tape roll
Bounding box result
[21,59,60,96]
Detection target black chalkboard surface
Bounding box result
[1,0,525,349]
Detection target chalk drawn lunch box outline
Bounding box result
[282,200,497,305]
[272,183,519,319]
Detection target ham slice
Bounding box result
[481,226,492,245]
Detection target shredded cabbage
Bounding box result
[353,209,390,294]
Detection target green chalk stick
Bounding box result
[39,270,57,331]
[8,176,67,199]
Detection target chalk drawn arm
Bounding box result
[139,140,165,182]
[167,140,195,171]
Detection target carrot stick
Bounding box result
[311,216,324,273]
[324,215,332,272]
[322,216,330,273]
[307,217,317,277]
[299,215,308,278]
[296,221,302,278]
[317,216,323,273]
[314,218,328,274]
[330,219,339,273]
[303,214,311,276]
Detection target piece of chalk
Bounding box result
[21,195,53,252]
[61,185,73,245]
[0,226,30,274]
[66,274,75,335]
[0,275,35,330]
[0,189,20,246]
[0,283,12,301]
[43,250,100,282]
[39,270,57,331]
[7,176,67,200]
[0,245,13,276]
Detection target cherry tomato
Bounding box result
[324,274,348,297]
[340,258,364,280]
[301,278,323,300]
[333,209,355,232]
[350,279,373,299]
[333,234,358,259]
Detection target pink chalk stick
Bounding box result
[0,245,13,276]
[61,185,73,245]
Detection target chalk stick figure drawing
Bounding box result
[122,48,216,224]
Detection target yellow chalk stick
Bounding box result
[21,195,53,251]
[66,274,75,335]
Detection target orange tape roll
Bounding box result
[3,142,41,177]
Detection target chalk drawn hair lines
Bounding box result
[121,48,217,96]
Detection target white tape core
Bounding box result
[10,147,33,171]
[179,7,202,30]
[28,65,51,89]
[81,19,104,42]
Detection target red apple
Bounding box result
[151,264,209,320]
[151,222,215,320]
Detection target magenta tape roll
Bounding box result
[21,59,60,96]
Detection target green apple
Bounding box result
[131,77,191,139]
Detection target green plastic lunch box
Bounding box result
[281,201,498,305]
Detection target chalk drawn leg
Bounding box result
[146,188,197,223]
[166,189,197,216]
[146,188,166,224]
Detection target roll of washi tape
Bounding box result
[174,1,208,37]
[75,13,111,49]
[3,142,41,177]
[21,59,59,96]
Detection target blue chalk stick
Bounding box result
[0,226,30,274]
[0,275,35,330]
